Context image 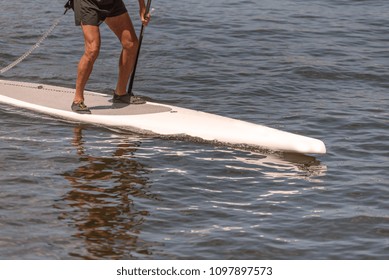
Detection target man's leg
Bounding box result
[105,12,138,96]
[74,24,101,104]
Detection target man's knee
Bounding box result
[122,37,138,52]
[84,44,100,62]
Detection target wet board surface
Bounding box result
[0,79,326,154]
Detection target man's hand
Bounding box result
[139,6,151,26]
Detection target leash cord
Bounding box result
[0,15,64,75]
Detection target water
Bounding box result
[0,0,388,259]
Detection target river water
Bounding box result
[0,0,388,259]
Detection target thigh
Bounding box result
[105,12,137,43]
[81,24,101,51]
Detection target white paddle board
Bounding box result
[0,79,326,154]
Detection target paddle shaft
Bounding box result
[127,0,152,95]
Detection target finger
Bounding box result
[142,14,151,25]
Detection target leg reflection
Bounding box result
[60,125,158,259]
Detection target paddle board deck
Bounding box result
[0,79,326,154]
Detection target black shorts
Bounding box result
[74,0,127,26]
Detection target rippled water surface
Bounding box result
[0,0,388,259]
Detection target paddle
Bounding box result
[127,0,152,96]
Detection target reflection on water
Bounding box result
[198,148,327,182]
[57,126,158,259]
[50,124,327,260]
[246,151,327,182]
[156,134,327,181]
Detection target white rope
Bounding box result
[0,16,63,74]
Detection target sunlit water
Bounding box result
[0,0,388,259]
